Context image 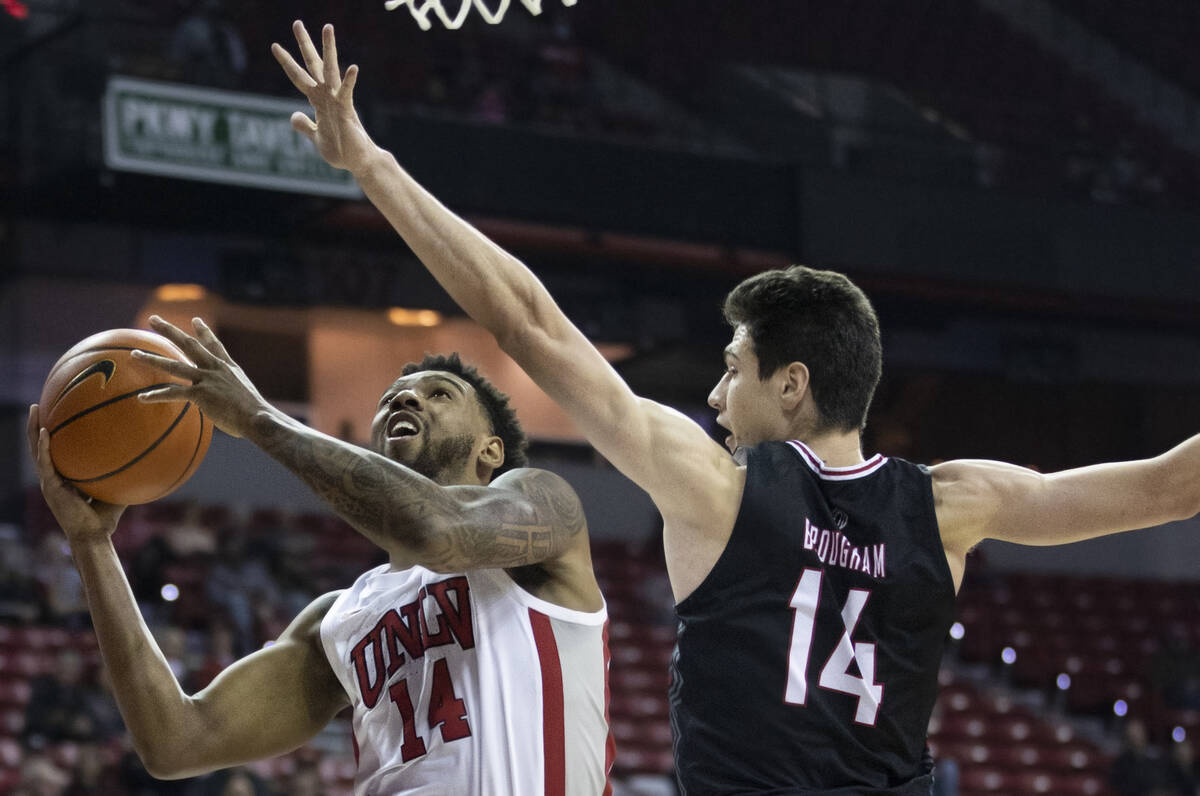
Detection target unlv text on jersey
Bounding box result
[348,576,476,708]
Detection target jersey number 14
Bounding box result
[388,658,472,761]
[785,568,883,725]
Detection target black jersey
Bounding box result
[670,440,955,795]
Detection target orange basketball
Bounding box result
[38,328,212,505]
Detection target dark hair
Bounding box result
[722,265,882,433]
[401,353,529,476]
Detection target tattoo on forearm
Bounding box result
[252,415,586,571]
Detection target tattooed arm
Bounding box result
[250,408,586,572]
[135,317,593,589]
[251,412,599,609]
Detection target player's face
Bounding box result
[708,325,786,454]
[370,371,491,482]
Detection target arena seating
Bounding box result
[6,494,1190,792]
[931,674,1113,795]
[1048,1,1200,99]
[587,0,1194,206]
[956,569,1200,744]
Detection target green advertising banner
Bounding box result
[103,76,361,198]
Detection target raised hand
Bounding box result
[133,316,270,439]
[27,404,125,541]
[272,21,376,173]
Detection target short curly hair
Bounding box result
[401,353,529,476]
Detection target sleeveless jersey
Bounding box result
[670,440,956,794]
[320,563,614,796]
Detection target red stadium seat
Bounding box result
[959,766,1015,793]
[0,708,24,736]
[0,737,22,767]
[614,746,674,775]
[0,680,31,709]
[1045,773,1108,795]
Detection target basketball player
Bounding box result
[28,330,613,795]
[277,20,1200,793]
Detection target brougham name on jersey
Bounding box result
[803,518,885,578]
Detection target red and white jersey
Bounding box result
[320,563,614,796]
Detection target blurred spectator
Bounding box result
[116,740,192,796]
[33,536,88,629]
[167,502,219,558]
[0,524,39,624]
[252,596,287,644]
[166,0,247,88]
[1152,629,1200,710]
[205,529,280,655]
[10,751,70,796]
[1111,719,1168,796]
[82,667,126,741]
[130,529,183,608]
[155,624,193,686]
[636,523,674,627]
[280,759,324,796]
[62,743,119,796]
[23,650,101,745]
[1163,740,1199,796]
[272,552,319,620]
[191,622,237,690]
[185,766,270,796]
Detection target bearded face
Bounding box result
[370,370,493,483]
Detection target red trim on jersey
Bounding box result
[530,609,566,796]
[787,440,887,479]
[602,619,615,796]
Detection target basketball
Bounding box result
[38,328,213,505]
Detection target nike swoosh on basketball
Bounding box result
[52,360,116,408]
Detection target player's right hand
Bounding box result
[27,404,125,542]
[272,21,377,175]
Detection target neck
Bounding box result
[792,428,865,468]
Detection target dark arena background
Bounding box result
[3,1,1200,793]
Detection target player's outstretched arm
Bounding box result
[137,317,593,575]
[26,407,346,779]
[934,432,1200,557]
[272,22,740,541]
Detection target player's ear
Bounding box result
[478,435,505,471]
[779,362,810,410]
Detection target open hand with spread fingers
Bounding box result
[271,21,376,175]
[134,316,271,440]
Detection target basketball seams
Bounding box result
[161,409,211,495]
[64,402,194,484]
[47,385,178,435]
[46,344,189,384]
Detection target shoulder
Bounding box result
[280,590,345,645]
[929,459,1041,546]
[490,466,575,494]
[930,458,1041,496]
[490,468,585,523]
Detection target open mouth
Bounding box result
[388,415,422,439]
